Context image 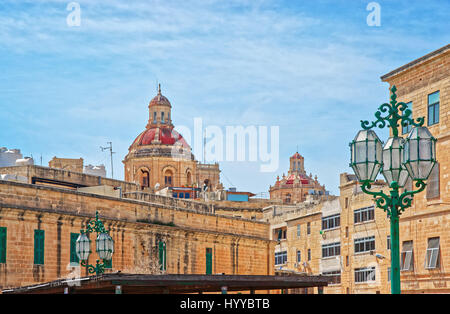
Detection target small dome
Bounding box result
[149,84,171,107]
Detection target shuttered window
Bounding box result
[425,237,440,269]
[34,230,45,265]
[70,233,79,265]
[206,248,213,274]
[426,163,440,199]
[0,227,6,263]
[159,241,166,271]
[400,241,413,271]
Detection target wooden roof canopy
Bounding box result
[2,273,330,294]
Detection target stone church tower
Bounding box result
[123,85,221,193]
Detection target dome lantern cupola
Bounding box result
[146,84,173,129]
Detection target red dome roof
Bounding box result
[291,152,302,159]
[133,127,190,148]
[149,85,171,107]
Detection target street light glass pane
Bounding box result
[76,233,91,261]
[350,130,382,182]
[403,127,436,180]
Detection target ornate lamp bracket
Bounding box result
[360,85,424,137]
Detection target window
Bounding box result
[275,251,287,265]
[402,102,413,134]
[425,237,440,269]
[354,206,375,223]
[322,242,341,258]
[308,249,311,261]
[184,193,190,199]
[345,197,349,208]
[346,255,349,267]
[206,248,213,274]
[153,111,157,123]
[0,227,6,263]
[159,241,166,271]
[104,259,112,269]
[34,230,45,265]
[164,170,173,186]
[179,193,184,199]
[173,193,178,198]
[284,193,291,204]
[70,233,79,265]
[354,236,375,254]
[387,235,391,250]
[275,228,286,241]
[141,170,150,188]
[322,214,340,230]
[296,250,301,263]
[428,91,440,126]
[387,267,391,282]
[307,222,311,235]
[161,112,165,123]
[297,224,301,238]
[400,241,414,271]
[345,226,349,238]
[323,271,341,285]
[354,267,376,283]
[426,163,440,199]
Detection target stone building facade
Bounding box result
[123,85,221,193]
[380,44,450,293]
[269,152,326,204]
[261,44,449,294]
[0,178,274,291]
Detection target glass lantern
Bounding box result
[96,233,114,261]
[381,137,410,187]
[403,127,437,181]
[350,130,383,182]
[76,233,91,261]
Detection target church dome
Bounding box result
[132,127,190,148]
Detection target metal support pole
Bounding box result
[390,209,401,294]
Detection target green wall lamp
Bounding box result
[76,211,114,276]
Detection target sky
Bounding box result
[0,0,449,196]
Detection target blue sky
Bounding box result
[0,0,449,195]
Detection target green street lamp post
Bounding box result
[349,85,437,294]
[76,211,114,276]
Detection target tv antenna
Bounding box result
[100,142,115,179]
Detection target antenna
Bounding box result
[100,142,115,179]
[203,130,206,163]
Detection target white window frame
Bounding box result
[400,241,414,271]
[425,238,440,269]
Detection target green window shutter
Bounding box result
[159,241,166,271]
[70,233,79,264]
[206,248,212,275]
[0,227,6,263]
[34,230,45,265]
[104,259,112,269]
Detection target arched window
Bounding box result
[285,193,291,204]
[186,171,192,186]
[153,112,157,123]
[141,170,150,188]
[161,112,165,123]
[164,169,173,186]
